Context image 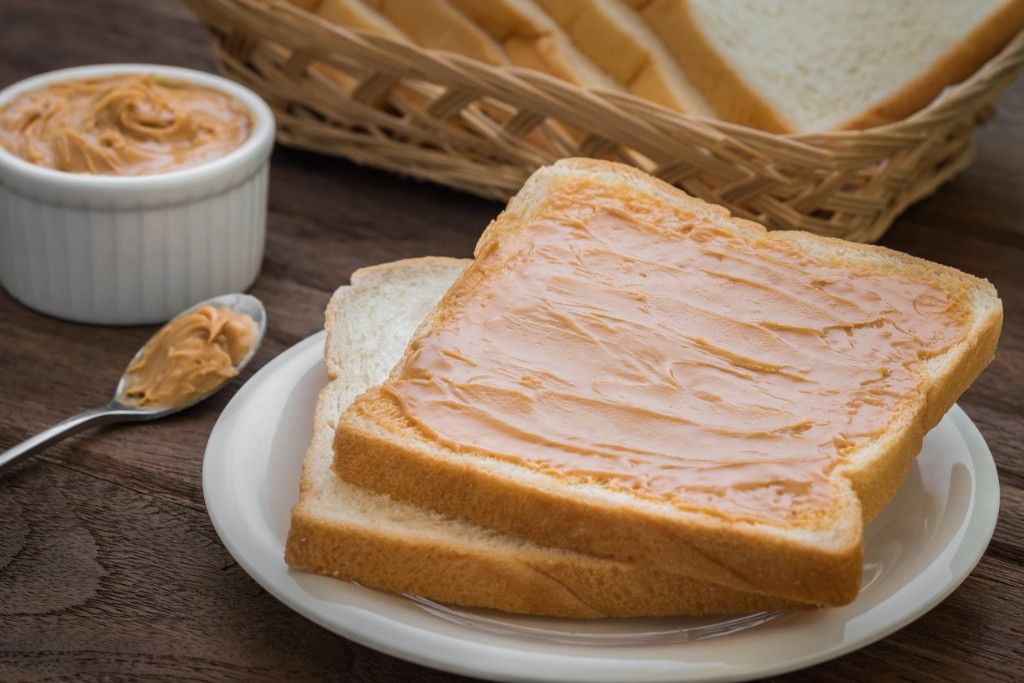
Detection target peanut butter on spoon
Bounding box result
[122,305,257,408]
[0,294,265,475]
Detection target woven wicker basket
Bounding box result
[187,0,1024,242]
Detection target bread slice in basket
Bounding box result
[534,0,713,115]
[286,258,797,617]
[360,0,510,66]
[627,0,1024,132]
[449,0,622,91]
[332,158,1002,606]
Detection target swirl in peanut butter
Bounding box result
[122,306,255,408]
[0,74,252,175]
[373,181,968,526]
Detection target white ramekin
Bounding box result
[0,64,274,325]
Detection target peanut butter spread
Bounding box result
[378,181,968,525]
[0,74,252,175]
[123,306,256,408]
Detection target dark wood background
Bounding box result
[1,1,1021,680]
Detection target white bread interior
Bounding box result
[627,0,1024,132]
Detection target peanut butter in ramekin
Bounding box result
[0,74,252,175]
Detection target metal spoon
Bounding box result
[0,293,266,474]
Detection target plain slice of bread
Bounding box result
[333,158,1002,606]
[629,0,1024,132]
[360,0,511,66]
[450,0,622,91]
[534,0,712,115]
[314,0,404,39]
[286,257,798,617]
[286,0,323,11]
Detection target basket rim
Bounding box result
[187,0,1021,242]
[225,0,1024,144]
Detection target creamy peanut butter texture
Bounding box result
[0,74,251,175]
[374,181,967,525]
[123,306,255,408]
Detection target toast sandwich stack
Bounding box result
[286,159,1001,615]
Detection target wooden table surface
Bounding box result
[1,1,1021,680]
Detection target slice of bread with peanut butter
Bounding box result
[285,257,797,617]
[331,158,1002,607]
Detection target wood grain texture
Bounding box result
[0,1,1021,680]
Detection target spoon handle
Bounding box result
[0,405,142,474]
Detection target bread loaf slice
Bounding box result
[303,0,570,156]
[333,158,1002,606]
[286,0,323,10]
[449,0,621,91]
[534,0,712,115]
[628,0,1024,132]
[314,0,402,37]
[286,257,797,617]
[359,0,510,65]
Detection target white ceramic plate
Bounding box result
[203,332,999,682]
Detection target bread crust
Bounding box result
[336,417,864,604]
[332,158,1001,606]
[449,0,620,91]
[533,0,712,114]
